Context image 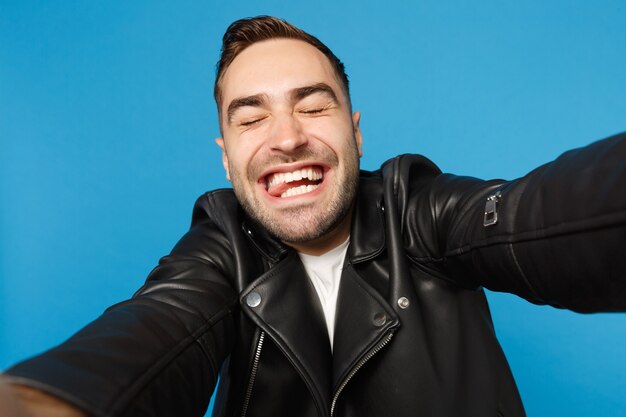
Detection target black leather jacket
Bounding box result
[6,133,626,417]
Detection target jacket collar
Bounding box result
[347,171,385,264]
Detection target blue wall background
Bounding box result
[1,1,625,416]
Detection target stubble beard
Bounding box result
[230,143,360,244]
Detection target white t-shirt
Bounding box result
[297,238,350,351]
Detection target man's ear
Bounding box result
[352,111,363,157]
[215,138,231,181]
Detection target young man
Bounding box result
[3,16,626,417]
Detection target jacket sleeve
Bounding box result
[405,132,626,312]
[3,195,239,417]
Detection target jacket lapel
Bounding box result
[332,264,399,391]
[240,252,332,413]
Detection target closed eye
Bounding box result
[299,103,332,115]
[240,116,267,127]
[301,108,325,114]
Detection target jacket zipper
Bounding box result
[240,331,265,417]
[483,190,502,226]
[330,332,394,417]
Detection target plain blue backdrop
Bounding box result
[1,1,625,416]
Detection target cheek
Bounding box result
[224,139,256,170]
[304,115,351,135]
[305,121,355,154]
[227,146,266,185]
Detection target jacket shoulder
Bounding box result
[379,154,442,184]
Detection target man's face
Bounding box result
[216,39,363,247]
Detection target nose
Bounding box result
[267,113,308,153]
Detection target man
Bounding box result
[3,16,626,417]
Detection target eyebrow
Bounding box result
[227,94,267,124]
[291,83,338,103]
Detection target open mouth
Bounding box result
[264,166,324,198]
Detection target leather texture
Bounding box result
[6,132,626,417]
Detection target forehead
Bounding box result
[220,39,343,108]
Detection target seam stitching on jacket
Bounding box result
[159,254,223,269]
[113,306,234,411]
[407,254,443,263]
[444,209,626,256]
[108,298,237,414]
[506,242,540,299]
[194,313,228,376]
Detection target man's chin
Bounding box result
[261,201,353,244]
[259,215,332,244]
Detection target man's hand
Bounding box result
[0,379,88,417]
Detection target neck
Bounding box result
[285,209,352,256]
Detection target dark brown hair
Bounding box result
[214,16,350,114]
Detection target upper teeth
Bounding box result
[267,167,322,188]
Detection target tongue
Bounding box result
[267,179,318,197]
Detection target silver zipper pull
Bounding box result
[483,190,502,227]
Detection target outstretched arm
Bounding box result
[406,132,626,311]
[3,196,239,417]
[0,381,88,417]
